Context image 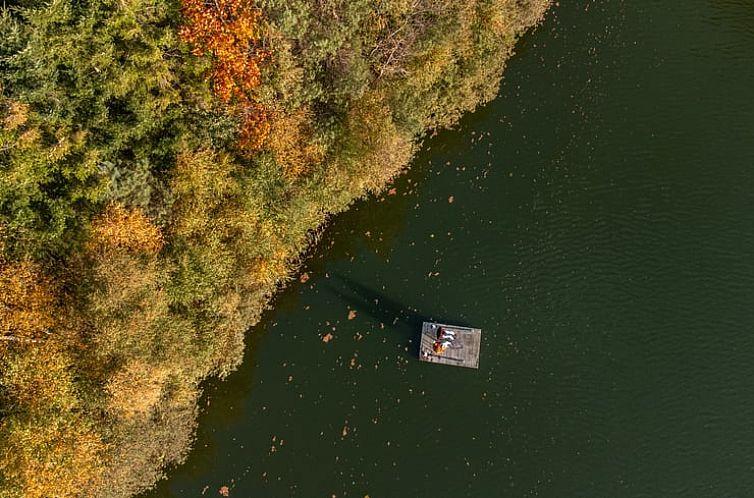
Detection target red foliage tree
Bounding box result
[180,0,269,149]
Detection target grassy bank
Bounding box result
[0,0,549,495]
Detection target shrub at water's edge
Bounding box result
[0,0,550,496]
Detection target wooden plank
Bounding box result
[418,322,481,369]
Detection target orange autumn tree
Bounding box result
[180,0,270,150]
[0,259,58,345]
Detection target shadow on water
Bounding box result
[325,274,473,357]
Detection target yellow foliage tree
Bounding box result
[1,342,78,412]
[265,108,325,179]
[246,247,292,287]
[0,414,107,498]
[0,343,107,498]
[86,251,171,362]
[88,203,164,254]
[3,101,29,131]
[0,259,57,345]
[169,148,244,242]
[106,360,171,419]
[339,93,415,193]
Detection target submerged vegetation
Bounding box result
[0,0,549,495]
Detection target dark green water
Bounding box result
[148,1,754,497]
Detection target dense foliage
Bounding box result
[0,0,549,495]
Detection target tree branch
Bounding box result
[0,335,40,343]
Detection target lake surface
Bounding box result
[146,1,754,497]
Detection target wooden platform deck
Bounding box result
[418,322,481,369]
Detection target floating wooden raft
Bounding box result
[419,322,481,369]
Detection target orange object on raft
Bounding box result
[420,322,482,369]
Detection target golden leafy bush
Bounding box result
[88,203,164,254]
[106,360,172,419]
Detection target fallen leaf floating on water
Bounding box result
[322,333,333,343]
[219,486,229,496]
[387,187,397,195]
[347,310,357,320]
[341,423,349,438]
[299,272,310,283]
[448,195,454,203]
